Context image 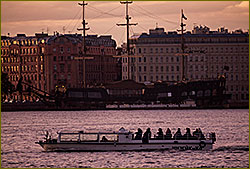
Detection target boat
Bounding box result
[36,127,216,152]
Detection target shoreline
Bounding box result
[1,103,248,112]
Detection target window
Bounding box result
[176,66,179,72]
[150,48,153,53]
[171,57,174,62]
[60,47,64,53]
[156,66,159,72]
[156,75,159,81]
[138,57,141,62]
[161,66,164,72]
[176,56,179,62]
[41,47,45,54]
[144,66,147,72]
[166,56,169,62]
[189,56,193,62]
[144,57,146,63]
[150,66,153,72]
[138,48,141,53]
[171,66,174,72]
[166,66,169,72]
[53,56,57,61]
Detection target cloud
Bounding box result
[224,1,249,13]
[1,1,249,42]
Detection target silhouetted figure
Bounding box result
[174,128,182,140]
[193,128,205,140]
[134,128,143,140]
[101,136,108,142]
[183,128,192,139]
[142,128,151,143]
[198,128,205,140]
[156,128,164,139]
[193,128,199,139]
[165,128,172,140]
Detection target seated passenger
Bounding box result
[134,128,143,140]
[101,136,108,142]
[142,128,151,143]
[165,128,172,140]
[198,128,205,140]
[174,128,182,140]
[156,128,164,139]
[193,128,205,140]
[193,128,199,139]
[183,128,192,139]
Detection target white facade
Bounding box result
[122,27,249,105]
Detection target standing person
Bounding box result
[134,128,143,140]
[142,128,151,143]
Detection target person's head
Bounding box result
[159,128,162,132]
[147,128,151,132]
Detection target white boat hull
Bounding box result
[37,140,213,152]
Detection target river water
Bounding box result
[1,109,249,168]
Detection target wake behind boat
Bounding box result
[36,127,216,152]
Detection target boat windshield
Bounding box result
[59,133,118,142]
[99,134,118,142]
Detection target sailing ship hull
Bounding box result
[37,140,213,152]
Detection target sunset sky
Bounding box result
[1,1,249,46]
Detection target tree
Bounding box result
[1,72,15,101]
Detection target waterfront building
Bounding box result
[125,26,249,107]
[1,33,48,101]
[1,33,118,101]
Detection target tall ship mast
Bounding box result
[117,1,137,80]
[77,1,92,88]
[178,9,188,81]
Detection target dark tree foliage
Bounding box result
[1,72,15,95]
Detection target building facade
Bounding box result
[1,33,118,101]
[1,33,48,101]
[124,26,249,106]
